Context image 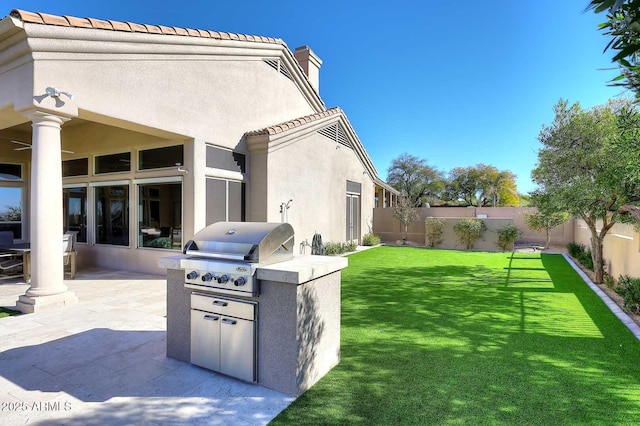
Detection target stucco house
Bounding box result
[0,9,398,312]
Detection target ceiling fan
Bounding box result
[10,139,74,154]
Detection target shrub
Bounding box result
[425,217,446,247]
[567,242,586,258]
[453,218,486,250]
[324,242,343,255]
[496,223,522,251]
[603,274,616,290]
[566,242,598,271]
[615,275,640,314]
[362,233,381,246]
[323,241,357,255]
[579,248,594,271]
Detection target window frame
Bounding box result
[134,176,183,251]
[90,180,131,247]
[0,162,26,241]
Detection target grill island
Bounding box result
[160,222,347,396]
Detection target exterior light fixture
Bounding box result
[45,86,74,100]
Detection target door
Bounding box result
[346,194,360,242]
[220,316,256,382]
[190,310,221,371]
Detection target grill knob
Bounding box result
[186,271,199,280]
[234,277,247,287]
[202,273,214,282]
[217,274,230,284]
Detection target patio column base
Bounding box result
[16,291,78,314]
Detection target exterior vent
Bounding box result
[262,58,293,81]
[318,123,351,149]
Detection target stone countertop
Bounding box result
[158,254,347,285]
[256,255,348,284]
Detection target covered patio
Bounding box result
[0,269,293,425]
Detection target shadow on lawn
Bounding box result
[273,248,640,425]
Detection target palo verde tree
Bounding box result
[532,98,640,283]
[386,153,445,207]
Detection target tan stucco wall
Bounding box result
[261,130,375,246]
[374,207,575,249]
[573,220,640,279]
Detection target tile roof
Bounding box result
[246,107,342,136]
[9,9,286,46]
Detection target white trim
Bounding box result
[205,168,245,181]
[133,176,183,185]
[63,182,88,189]
[89,180,130,187]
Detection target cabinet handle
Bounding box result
[212,301,228,307]
[204,315,220,321]
[221,318,237,325]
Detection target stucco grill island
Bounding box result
[161,221,347,396]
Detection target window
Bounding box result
[63,158,89,177]
[206,178,245,224]
[95,152,131,174]
[63,187,87,242]
[206,146,246,173]
[95,185,129,246]
[137,182,182,250]
[0,163,23,239]
[0,163,21,181]
[0,187,22,239]
[139,145,184,170]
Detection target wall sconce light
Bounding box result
[46,86,74,100]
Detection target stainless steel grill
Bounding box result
[180,222,295,383]
[181,222,294,297]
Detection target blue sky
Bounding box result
[5,1,625,194]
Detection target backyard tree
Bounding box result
[531,98,640,283]
[386,153,445,207]
[393,196,420,244]
[445,166,482,206]
[477,165,519,207]
[524,203,569,249]
[444,164,519,206]
[588,0,640,100]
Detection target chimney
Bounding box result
[294,45,323,93]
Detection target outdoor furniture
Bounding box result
[0,231,23,279]
[63,232,78,279]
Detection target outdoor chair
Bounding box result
[0,231,22,278]
[63,232,78,279]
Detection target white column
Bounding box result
[17,111,77,313]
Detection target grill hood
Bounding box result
[183,222,294,265]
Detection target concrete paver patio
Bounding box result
[0,268,294,425]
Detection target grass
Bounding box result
[0,307,21,318]
[270,246,640,425]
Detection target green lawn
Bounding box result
[0,307,21,318]
[270,246,640,425]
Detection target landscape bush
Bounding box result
[603,274,616,290]
[567,242,586,258]
[496,223,522,251]
[453,218,486,250]
[615,275,640,314]
[567,242,595,271]
[425,217,446,247]
[324,241,357,255]
[362,233,381,246]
